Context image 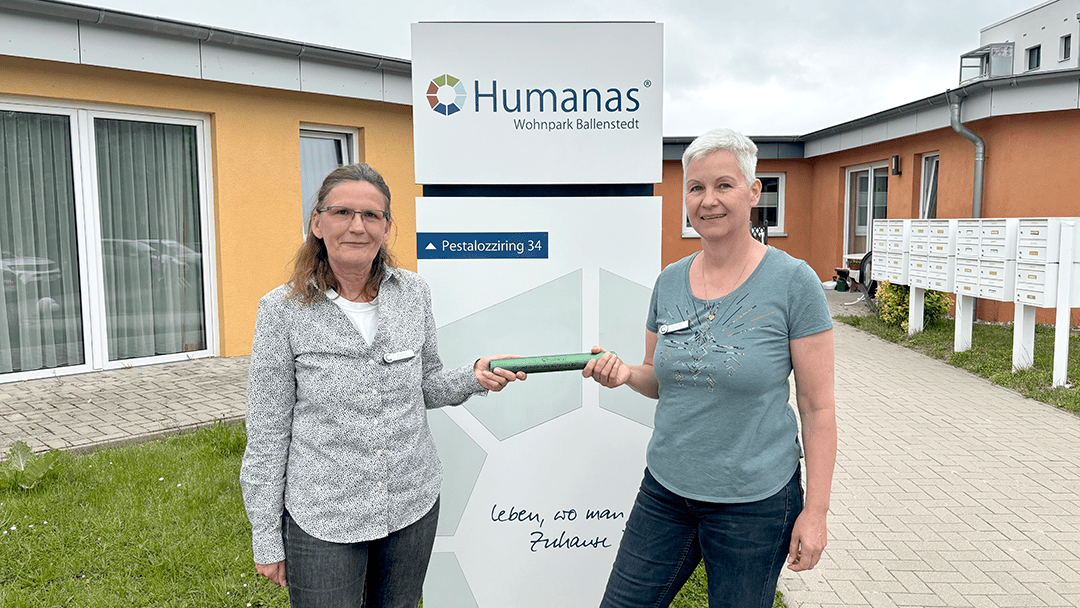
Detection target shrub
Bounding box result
[875,280,952,332]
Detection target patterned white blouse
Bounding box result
[240,267,485,565]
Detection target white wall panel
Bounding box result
[885,112,917,139]
[838,128,864,151]
[991,79,1080,115]
[862,121,888,146]
[961,91,993,122]
[201,42,299,91]
[383,71,411,105]
[299,59,382,100]
[0,10,79,64]
[80,23,200,79]
[805,134,841,157]
[914,104,951,132]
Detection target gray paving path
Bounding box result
[780,289,1080,608]
[3,288,1080,607]
[0,356,249,454]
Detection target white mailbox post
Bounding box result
[906,219,957,334]
[1011,218,1079,385]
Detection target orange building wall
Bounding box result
[658,112,1080,327]
[0,55,420,356]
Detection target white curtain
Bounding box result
[95,118,205,361]
[0,111,84,374]
[299,134,345,224]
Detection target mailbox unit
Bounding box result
[870,218,911,285]
[953,218,1018,302]
[1014,218,1080,308]
[908,219,957,292]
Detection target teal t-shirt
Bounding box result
[645,247,832,503]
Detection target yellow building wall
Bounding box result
[0,55,421,356]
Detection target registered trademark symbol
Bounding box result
[644,80,652,88]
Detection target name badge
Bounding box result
[383,349,416,363]
[658,320,690,335]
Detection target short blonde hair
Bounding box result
[682,128,758,188]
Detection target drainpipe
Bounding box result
[947,90,985,218]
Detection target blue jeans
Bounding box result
[600,467,802,608]
[282,498,439,608]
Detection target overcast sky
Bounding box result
[93,0,1035,137]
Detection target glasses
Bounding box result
[318,206,390,225]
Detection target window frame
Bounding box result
[0,95,217,383]
[919,153,940,220]
[299,124,359,231]
[681,171,786,239]
[1060,34,1072,62]
[1026,45,1042,71]
[842,162,888,258]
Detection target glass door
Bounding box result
[845,164,888,257]
[0,110,86,374]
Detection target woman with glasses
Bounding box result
[240,163,525,607]
[583,129,836,608]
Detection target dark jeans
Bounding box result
[599,467,802,608]
[282,499,439,608]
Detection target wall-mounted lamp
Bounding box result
[891,155,901,176]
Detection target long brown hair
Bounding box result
[288,163,398,303]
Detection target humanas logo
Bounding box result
[427,75,648,132]
[427,74,467,116]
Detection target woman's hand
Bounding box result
[474,355,527,391]
[255,561,287,587]
[581,346,632,389]
[786,508,827,571]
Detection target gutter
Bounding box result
[947,90,986,219]
[0,0,412,74]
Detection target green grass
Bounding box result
[0,421,289,608]
[0,421,787,608]
[837,312,1080,413]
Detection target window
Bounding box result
[1027,45,1041,70]
[844,164,888,257]
[681,172,786,238]
[1061,35,1072,62]
[300,126,358,228]
[755,174,785,235]
[920,154,939,220]
[0,100,215,382]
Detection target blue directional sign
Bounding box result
[417,232,548,259]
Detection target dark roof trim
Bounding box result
[0,0,412,74]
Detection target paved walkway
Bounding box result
[3,288,1080,607]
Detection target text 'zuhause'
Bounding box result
[513,118,641,131]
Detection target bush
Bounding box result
[875,280,952,332]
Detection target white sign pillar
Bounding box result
[412,22,664,608]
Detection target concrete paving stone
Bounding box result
[820,580,868,605]
[893,570,934,594]
[890,592,954,606]
[856,579,908,594]
[919,570,969,583]
[924,583,976,607]
[953,561,999,583]
[989,593,1056,607]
